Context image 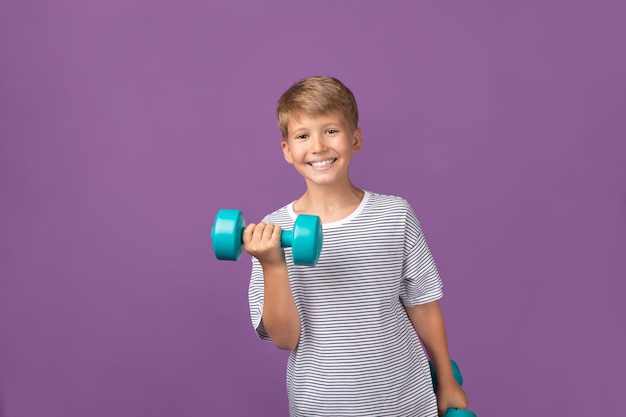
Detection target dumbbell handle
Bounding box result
[280,230,294,248]
[230,225,295,248]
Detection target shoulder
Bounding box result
[364,190,414,214]
[261,203,293,226]
[362,191,422,232]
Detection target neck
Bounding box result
[294,182,364,222]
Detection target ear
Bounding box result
[281,140,294,164]
[352,128,362,153]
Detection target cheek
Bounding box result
[288,146,305,159]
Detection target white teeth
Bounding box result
[309,159,335,168]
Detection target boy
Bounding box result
[244,76,469,416]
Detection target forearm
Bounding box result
[261,263,301,350]
[405,301,456,386]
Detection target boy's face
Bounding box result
[281,111,362,189]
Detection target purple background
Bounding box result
[1,1,625,416]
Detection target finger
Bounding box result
[261,223,276,241]
[242,223,257,244]
[270,224,282,244]
[251,222,268,242]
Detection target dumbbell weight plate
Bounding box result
[444,409,477,417]
[288,214,323,266]
[211,209,245,261]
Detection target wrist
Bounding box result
[261,260,288,275]
[435,372,458,388]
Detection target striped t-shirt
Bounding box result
[248,191,443,417]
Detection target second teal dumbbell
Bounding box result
[430,360,477,417]
[211,209,323,266]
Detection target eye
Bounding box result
[295,133,308,140]
[326,129,338,134]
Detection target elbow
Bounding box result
[263,313,300,350]
[272,336,299,351]
[273,341,297,351]
[264,317,300,350]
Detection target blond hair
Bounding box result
[277,76,359,140]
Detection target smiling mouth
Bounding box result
[308,158,337,168]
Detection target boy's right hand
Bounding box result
[242,222,285,267]
[436,380,470,416]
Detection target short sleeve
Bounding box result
[248,256,271,341]
[399,207,444,306]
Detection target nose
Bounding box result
[310,134,327,153]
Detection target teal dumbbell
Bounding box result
[211,209,323,266]
[430,360,477,417]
